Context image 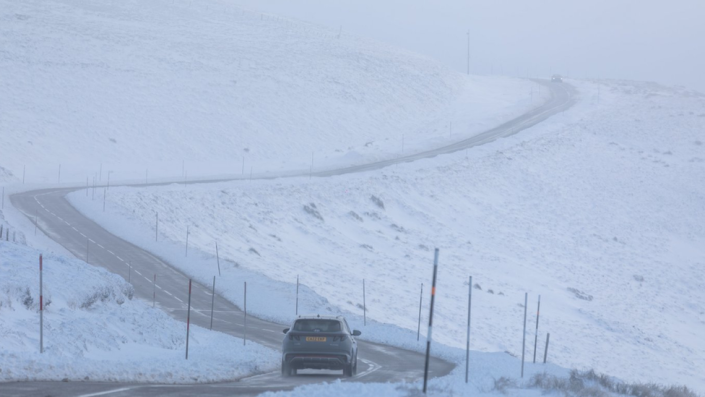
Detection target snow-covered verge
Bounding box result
[260,367,701,397]
[0,0,543,185]
[69,79,705,392]
[0,240,278,383]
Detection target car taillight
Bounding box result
[333,336,347,342]
[289,335,300,341]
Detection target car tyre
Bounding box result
[281,362,294,377]
[343,362,354,377]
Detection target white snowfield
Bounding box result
[0,241,278,383]
[69,79,705,394]
[0,0,543,185]
[2,0,704,394]
[0,0,548,389]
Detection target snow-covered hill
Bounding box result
[70,79,705,392]
[0,240,278,382]
[0,0,541,184]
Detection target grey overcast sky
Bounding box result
[233,0,705,93]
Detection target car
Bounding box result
[551,74,563,83]
[281,315,361,377]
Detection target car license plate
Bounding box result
[306,337,326,342]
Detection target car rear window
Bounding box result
[293,319,341,332]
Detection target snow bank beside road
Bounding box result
[69,80,705,392]
[0,242,278,383]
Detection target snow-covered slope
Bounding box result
[0,0,541,184]
[69,80,705,392]
[0,240,278,382]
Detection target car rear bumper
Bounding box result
[284,353,350,370]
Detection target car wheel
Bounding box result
[343,363,353,377]
[282,363,293,377]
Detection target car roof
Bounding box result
[295,315,344,320]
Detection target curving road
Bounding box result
[3,80,575,397]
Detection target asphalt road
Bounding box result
[3,80,575,397]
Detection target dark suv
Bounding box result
[281,315,361,377]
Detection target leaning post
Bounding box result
[422,248,440,394]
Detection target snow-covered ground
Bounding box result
[0,239,278,383]
[0,0,542,185]
[69,79,705,393]
[0,0,554,389]
[3,0,704,394]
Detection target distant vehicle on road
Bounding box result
[281,315,361,377]
[551,74,563,83]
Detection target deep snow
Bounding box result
[0,0,543,185]
[69,79,705,393]
[2,0,704,394]
[0,238,279,383]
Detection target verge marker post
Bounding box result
[40,254,43,353]
[543,333,550,364]
[186,279,192,359]
[243,281,247,345]
[465,275,473,383]
[521,292,528,377]
[210,276,216,330]
[296,275,299,315]
[363,279,366,326]
[215,242,221,276]
[423,248,440,394]
[533,295,541,363]
[417,283,423,341]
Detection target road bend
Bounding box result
[3,80,575,396]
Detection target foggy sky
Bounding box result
[233,0,705,93]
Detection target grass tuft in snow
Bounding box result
[528,370,701,397]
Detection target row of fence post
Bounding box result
[32,244,551,378]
